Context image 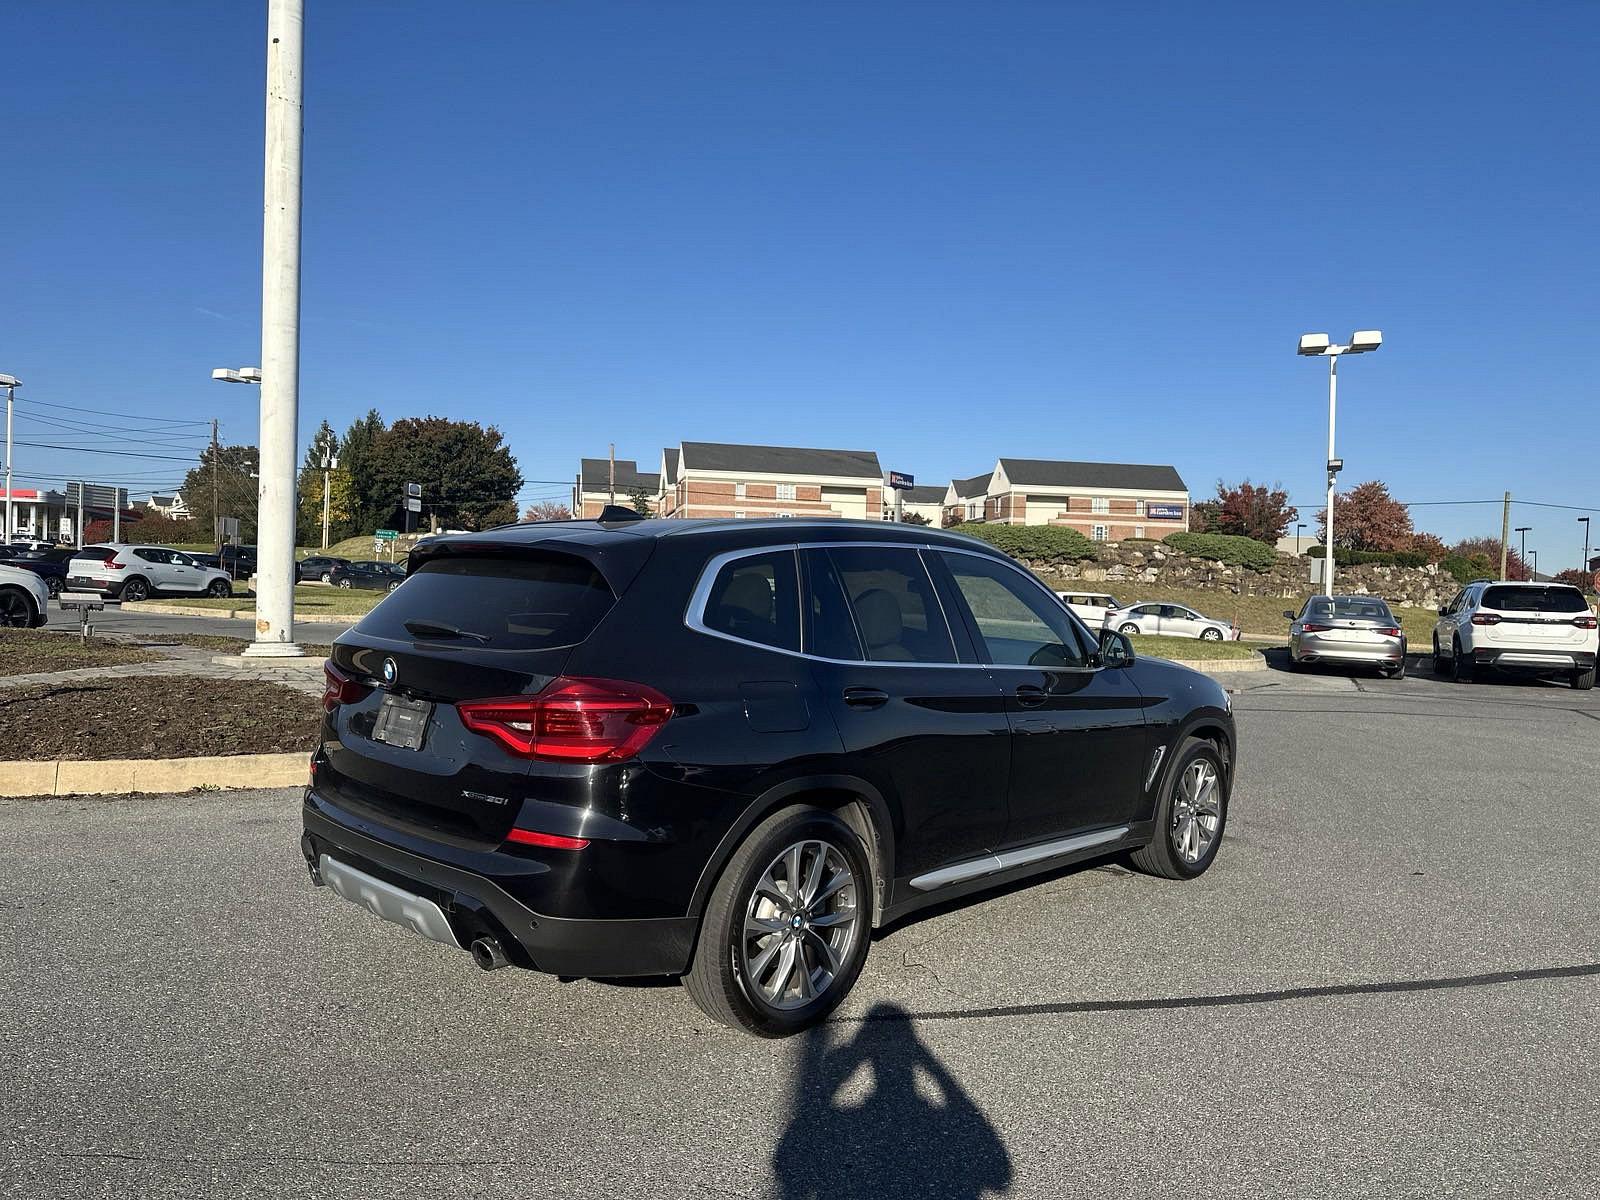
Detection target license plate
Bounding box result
[372,692,433,750]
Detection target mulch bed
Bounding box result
[0,629,162,677]
[0,676,324,762]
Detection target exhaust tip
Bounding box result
[470,936,510,971]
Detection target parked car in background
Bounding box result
[298,555,351,583]
[217,544,258,578]
[1055,590,1121,628]
[3,547,71,598]
[1433,580,1597,688]
[304,517,1236,1037]
[1286,595,1406,677]
[1111,602,1238,642]
[65,544,234,602]
[0,561,50,627]
[327,560,405,591]
[7,539,58,552]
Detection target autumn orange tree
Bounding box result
[1210,480,1295,543]
[1315,481,1413,551]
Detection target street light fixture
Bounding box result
[211,367,262,384]
[1297,330,1383,596]
[1514,526,1530,579]
[0,373,19,543]
[1296,522,1306,555]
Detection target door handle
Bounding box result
[842,687,890,710]
[1014,684,1048,708]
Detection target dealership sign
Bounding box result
[888,471,915,490]
[1147,503,1184,520]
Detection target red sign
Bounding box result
[0,488,40,500]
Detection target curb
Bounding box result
[139,603,354,624]
[1161,652,1269,675]
[208,655,325,671]
[0,751,308,798]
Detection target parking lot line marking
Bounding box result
[839,961,1600,1026]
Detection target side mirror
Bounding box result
[1437,605,1447,615]
[1099,628,1136,668]
[1281,610,1295,620]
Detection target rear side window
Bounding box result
[700,550,800,652]
[356,554,616,651]
[825,546,955,664]
[1481,585,1587,613]
[802,550,865,660]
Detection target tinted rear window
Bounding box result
[1482,585,1587,613]
[74,548,117,562]
[1308,598,1396,622]
[355,554,616,650]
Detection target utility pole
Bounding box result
[245,0,305,658]
[1580,517,1591,589]
[319,450,337,550]
[1499,492,1511,581]
[1325,353,1338,597]
[0,374,17,543]
[608,442,616,505]
[211,418,221,550]
[112,489,121,542]
[75,482,85,549]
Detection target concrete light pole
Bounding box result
[0,373,18,543]
[1298,331,1383,597]
[1579,517,1590,587]
[249,0,305,657]
[1515,526,1530,579]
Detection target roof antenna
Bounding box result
[597,504,644,523]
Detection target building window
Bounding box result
[1134,525,1145,539]
[1135,500,1147,516]
[1091,497,1110,514]
[776,483,796,501]
[778,511,794,519]
[1092,524,1109,542]
[735,482,747,499]
[734,510,746,519]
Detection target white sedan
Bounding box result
[1110,602,1238,642]
[0,562,51,627]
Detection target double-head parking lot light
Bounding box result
[1298,330,1383,596]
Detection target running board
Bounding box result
[908,825,1131,892]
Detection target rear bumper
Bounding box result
[1292,637,1405,664]
[301,793,697,978]
[1472,647,1594,671]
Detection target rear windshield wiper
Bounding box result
[403,619,490,644]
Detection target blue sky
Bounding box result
[4,2,1597,566]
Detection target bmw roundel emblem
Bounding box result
[381,657,398,686]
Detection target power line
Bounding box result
[10,440,198,462]
[17,396,211,427]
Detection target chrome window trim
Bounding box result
[683,539,1105,671]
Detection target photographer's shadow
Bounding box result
[774,1003,1011,1199]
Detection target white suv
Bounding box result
[1433,580,1597,688]
[65,544,234,603]
[0,561,51,627]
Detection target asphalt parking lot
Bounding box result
[4,663,1598,1199]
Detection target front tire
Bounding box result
[337,578,353,589]
[207,578,232,598]
[684,806,872,1038]
[1130,738,1228,881]
[0,587,36,628]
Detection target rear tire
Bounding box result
[1130,738,1228,881]
[1119,623,1139,637]
[1572,665,1596,691]
[1452,639,1474,683]
[45,577,63,599]
[120,577,150,603]
[1432,635,1447,674]
[1384,658,1407,680]
[684,805,873,1038]
[1200,627,1223,643]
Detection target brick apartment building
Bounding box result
[885,483,946,524]
[942,458,1189,541]
[572,458,661,518]
[655,442,884,520]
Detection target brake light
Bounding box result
[1300,622,1333,633]
[105,560,127,571]
[1574,616,1598,629]
[504,827,590,850]
[1471,613,1502,626]
[1378,626,1402,637]
[458,676,673,762]
[321,662,371,712]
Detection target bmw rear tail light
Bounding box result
[458,677,673,763]
[1471,613,1502,626]
[321,662,371,712]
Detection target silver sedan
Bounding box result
[1286,595,1407,677]
[1110,602,1238,642]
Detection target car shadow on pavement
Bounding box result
[773,1001,1012,1199]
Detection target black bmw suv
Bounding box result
[303,515,1235,1036]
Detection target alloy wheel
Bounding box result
[1201,628,1223,642]
[0,591,32,627]
[122,580,148,602]
[739,839,860,1011]
[1170,759,1221,865]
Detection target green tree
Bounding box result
[179,444,260,545]
[339,409,389,536]
[366,416,522,531]
[625,485,654,517]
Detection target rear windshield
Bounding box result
[1482,585,1587,613]
[1307,597,1396,622]
[73,547,117,562]
[355,554,616,651]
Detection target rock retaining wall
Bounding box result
[1025,541,1452,608]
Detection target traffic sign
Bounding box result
[405,498,422,513]
[374,528,399,540]
[405,482,422,499]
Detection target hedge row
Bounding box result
[1304,546,1429,568]
[947,523,1098,562]
[1161,532,1277,571]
